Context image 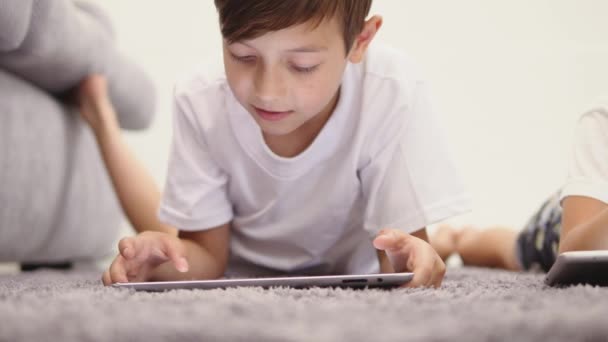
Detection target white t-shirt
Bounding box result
[158,44,471,276]
[561,102,608,204]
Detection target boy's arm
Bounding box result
[149,222,231,281]
[559,196,608,253]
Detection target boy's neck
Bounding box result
[263,90,340,158]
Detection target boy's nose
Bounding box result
[254,68,286,101]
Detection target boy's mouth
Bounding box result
[253,106,293,122]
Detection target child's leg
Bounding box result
[431,224,518,270]
[513,192,562,272]
[457,192,563,272]
[457,226,521,271]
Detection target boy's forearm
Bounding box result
[560,208,608,252]
[149,238,225,281]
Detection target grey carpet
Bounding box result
[1,267,607,342]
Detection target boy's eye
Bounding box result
[291,65,318,74]
[230,53,256,64]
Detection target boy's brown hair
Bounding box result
[214,0,373,52]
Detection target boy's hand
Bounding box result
[76,74,120,135]
[102,231,189,285]
[373,228,446,288]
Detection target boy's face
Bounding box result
[223,18,349,137]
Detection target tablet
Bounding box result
[112,272,413,292]
[545,250,608,287]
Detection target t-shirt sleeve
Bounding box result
[359,80,471,237]
[158,88,233,231]
[560,108,608,204]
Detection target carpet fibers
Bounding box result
[1,267,607,341]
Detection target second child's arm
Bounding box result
[559,196,608,253]
[78,75,176,236]
[92,119,175,236]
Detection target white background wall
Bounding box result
[93,0,608,230]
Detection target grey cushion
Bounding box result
[0,68,122,262]
[0,0,155,262]
[0,0,155,130]
[0,0,32,51]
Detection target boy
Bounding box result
[96,0,471,288]
[432,102,608,272]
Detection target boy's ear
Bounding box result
[348,15,383,63]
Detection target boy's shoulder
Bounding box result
[173,57,228,103]
[578,97,608,127]
[350,45,432,158]
[354,44,430,114]
[362,44,425,87]
[583,97,608,115]
[171,57,233,134]
[354,44,428,118]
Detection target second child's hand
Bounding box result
[373,229,446,288]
